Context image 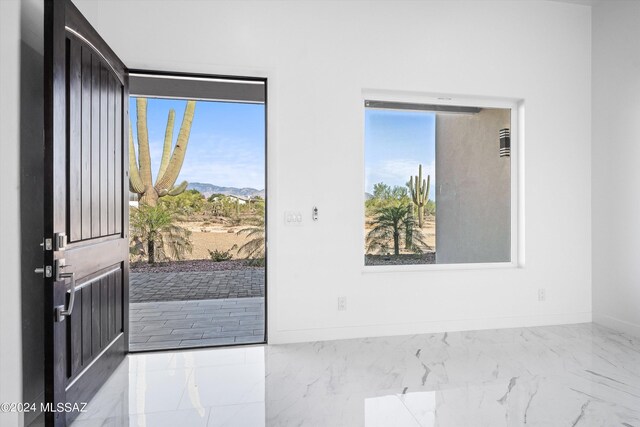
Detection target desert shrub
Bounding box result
[208,248,234,262]
[365,182,412,216]
[228,215,242,226]
[206,195,240,217]
[425,199,436,217]
[160,189,205,216]
[206,194,265,219]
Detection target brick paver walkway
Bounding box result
[130,269,265,303]
[129,297,265,351]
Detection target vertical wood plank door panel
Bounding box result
[90,279,101,356]
[66,267,123,382]
[107,75,116,235]
[90,54,100,239]
[45,1,129,425]
[68,38,124,244]
[80,45,92,240]
[114,86,122,234]
[81,285,92,365]
[68,289,82,378]
[100,275,108,349]
[99,64,109,237]
[67,38,82,242]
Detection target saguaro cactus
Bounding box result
[129,98,196,206]
[408,164,431,228]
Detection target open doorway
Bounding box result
[127,72,266,351]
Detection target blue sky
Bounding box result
[130,98,265,189]
[365,109,436,199]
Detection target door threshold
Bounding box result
[127,340,267,354]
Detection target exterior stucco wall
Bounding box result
[436,108,511,264]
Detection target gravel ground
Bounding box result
[365,252,436,265]
[130,259,263,273]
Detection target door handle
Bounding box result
[55,271,76,322]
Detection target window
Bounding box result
[364,97,515,267]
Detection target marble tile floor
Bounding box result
[70,323,640,426]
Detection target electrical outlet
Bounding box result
[538,288,546,302]
[338,296,347,311]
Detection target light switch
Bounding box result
[284,211,303,225]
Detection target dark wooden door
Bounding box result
[44,1,129,425]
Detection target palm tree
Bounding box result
[236,217,265,265]
[129,204,192,263]
[366,202,428,255]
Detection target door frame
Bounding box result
[127,69,269,350]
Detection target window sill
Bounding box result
[361,261,521,274]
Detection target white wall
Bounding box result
[0,0,24,425]
[592,0,640,338]
[74,0,593,344]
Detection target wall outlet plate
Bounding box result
[538,288,546,302]
[284,211,303,226]
[338,296,347,311]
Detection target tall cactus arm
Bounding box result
[136,98,153,187]
[129,122,145,194]
[411,175,422,206]
[424,174,431,201]
[158,181,189,197]
[167,180,189,196]
[155,100,196,192]
[417,164,424,204]
[156,109,175,185]
[409,176,417,204]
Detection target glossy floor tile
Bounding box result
[71,323,640,426]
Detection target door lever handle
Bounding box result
[55,271,76,322]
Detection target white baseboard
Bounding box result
[593,312,640,338]
[268,311,593,344]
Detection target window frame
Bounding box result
[361,89,524,272]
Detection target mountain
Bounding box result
[187,182,265,199]
[365,192,374,200]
